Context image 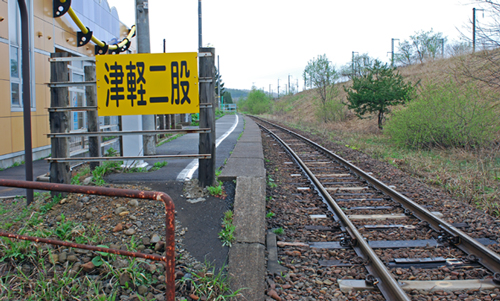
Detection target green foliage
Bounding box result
[218,211,235,247]
[222,91,233,104]
[105,148,118,157]
[71,166,91,185]
[267,176,277,188]
[191,113,199,126]
[92,161,122,186]
[272,227,284,235]
[207,181,224,196]
[238,88,273,114]
[187,262,244,299]
[215,108,225,119]
[151,161,168,171]
[55,214,74,241]
[385,80,500,149]
[344,60,415,129]
[266,211,275,218]
[314,96,348,123]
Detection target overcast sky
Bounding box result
[106,0,479,91]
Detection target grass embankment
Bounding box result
[262,55,500,216]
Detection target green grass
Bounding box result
[272,227,284,235]
[267,175,277,188]
[218,211,235,247]
[207,181,224,196]
[151,161,168,171]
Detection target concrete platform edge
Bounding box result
[227,116,266,300]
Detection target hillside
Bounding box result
[225,88,250,101]
[268,53,499,135]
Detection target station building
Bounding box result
[0,0,136,169]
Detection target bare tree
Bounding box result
[456,0,500,89]
[395,29,447,66]
[304,54,342,122]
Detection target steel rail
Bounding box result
[254,116,500,275]
[258,123,411,301]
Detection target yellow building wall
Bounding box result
[0,1,8,40]
[1,0,135,158]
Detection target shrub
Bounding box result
[385,80,499,149]
[314,96,348,123]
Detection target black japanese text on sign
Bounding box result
[96,52,199,116]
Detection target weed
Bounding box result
[92,161,122,185]
[71,166,91,185]
[273,227,284,235]
[266,211,275,218]
[151,161,168,171]
[218,211,235,247]
[267,176,277,188]
[105,147,118,157]
[186,262,245,300]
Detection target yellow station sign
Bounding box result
[96,52,199,116]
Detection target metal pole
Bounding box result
[198,0,202,49]
[288,75,290,95]
[18,0,33,205]
[473,8,476,53]
[217,55,220,108]
[136,0,156,155]
[391,38,395,68]
[277,79,280,98]
[163,38,166,53]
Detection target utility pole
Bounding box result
[198,0,202,48]
[441,38,445,57]
[277,79,280,98]
[288,75,290,95]
[303,72,306,91]
[473,8,484,52]
[391,38,399,68]
[269,84,271,98]
[136,0,155,156]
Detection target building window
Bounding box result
[69,60,87,131]
[8,0,34,110]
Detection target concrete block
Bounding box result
[230,142,264,159]
[229,243,265,301]
[233,176,266,244]
[218,158,265,181]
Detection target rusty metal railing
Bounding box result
[0,179,175,301]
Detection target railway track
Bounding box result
[254,116,500,301]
